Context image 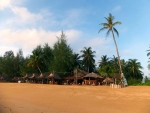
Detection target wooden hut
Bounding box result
[102,77,114,85]
[46,73,61,84]
[83,72,103,85]
[23,74,31,83]
[0,76,5,82]
[64,69,89,85]
[28,73,39,83]
[36,73,48,84]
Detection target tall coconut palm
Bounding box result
[80,47,96,72]
[98,13,122,76]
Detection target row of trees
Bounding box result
[0,31,144,84]
[0,31,96,78]
[97,55,143,84]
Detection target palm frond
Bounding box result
[147,52,150,56]
[98,27,108,33]
[106,29,111,37]
[104,17,109,23]
[113,21,121,26]
[113,27,119,37]
[101,23,110,27]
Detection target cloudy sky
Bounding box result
[0,0,150,76]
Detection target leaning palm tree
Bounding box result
[80,47,96,72]
[98,13,122,77]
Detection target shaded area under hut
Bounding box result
[36,73,48,84]
[83,72,103,85]
[46,73,61,84]
[28,73,39,83]
[64,69,88,85]
[23,74,32,83]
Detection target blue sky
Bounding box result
[0,0,150,76]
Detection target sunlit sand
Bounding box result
[0,83,150,113]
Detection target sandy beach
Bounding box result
[0,83,150,113]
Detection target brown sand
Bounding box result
[0,83,150,113]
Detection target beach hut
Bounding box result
[23,74,31,83]
[36,73,48,84]
[46,73,61,84]
[64,69,89,85]
[28,73,39,83]
[84,72,103,85]
[102,77,114,85]
[0,76,4,82]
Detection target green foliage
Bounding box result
[49,31,75,77]
[80,47,96,72]
[127,78,142,85]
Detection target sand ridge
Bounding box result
[0,83,150,113]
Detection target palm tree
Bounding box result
[127,59,143,79]
[27,46,44,74]
[98,55,109,68]
[98,13,122,76]
[98,55,110,76]
[80,47,96,72]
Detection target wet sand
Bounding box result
[0,83,150,113]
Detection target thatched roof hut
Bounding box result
[47,73,61,80]
[37,73,48,79]
[65,69,89,80]
[102,77,114,85]
[29,73,39,79]
[84,72,103,78]
[23,74,31,79]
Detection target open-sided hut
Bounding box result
[83,72,103,85]
[102,77,114,85]
[28,73,39,83]
[46,73,61,84]
[23,74,31,82]
[0,75,11,82]
[64,69,89,85]
[0,76,5,82]
[36,73,48,84]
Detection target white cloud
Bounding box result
[112,6,121,12]
[10,6,42,26]
[0,28,82,56]
[0,0,11,10]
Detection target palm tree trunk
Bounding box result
[111,31,122,74]
[37,65,42,74]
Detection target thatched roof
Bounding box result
[65,69,89,80]
[23,74,31,79]
[29,73,39,79]
[103,77,114,83]
[37,73,48,79]
[47,73,61,79]
[84,72,103,78]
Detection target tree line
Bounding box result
[0,31,144,85]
